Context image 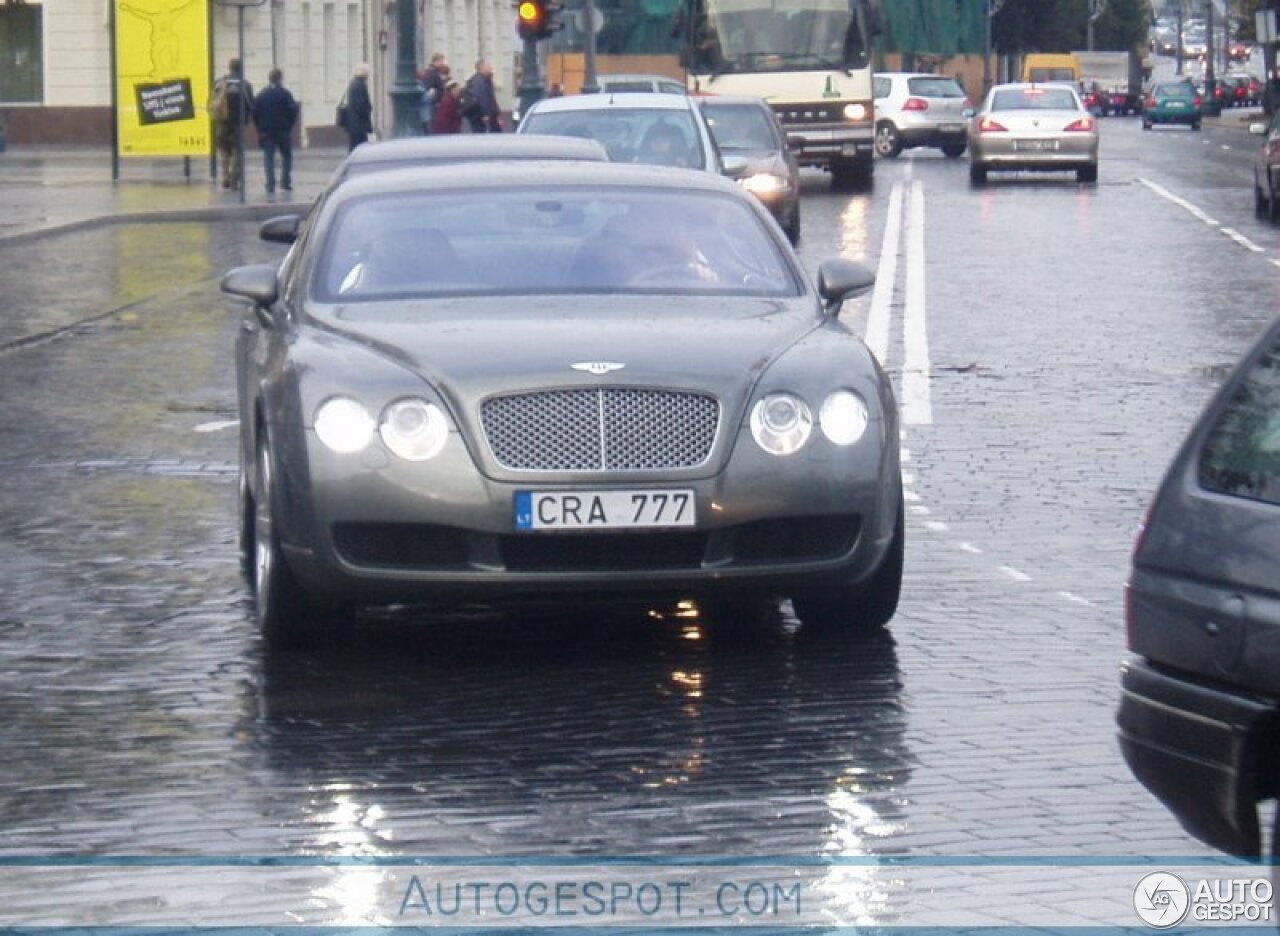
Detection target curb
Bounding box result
[0,200,311,248]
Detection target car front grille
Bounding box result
[480,388,718,472]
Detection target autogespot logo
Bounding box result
[1134,871,1191,928]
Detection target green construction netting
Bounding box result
[880,0,985,56]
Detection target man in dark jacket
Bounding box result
[253,68,299,192]
[463,60,502,133]
[341,63,374,150]
[211,57,255,189]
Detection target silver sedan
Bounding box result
[967,83,1099,184]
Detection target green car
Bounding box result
[1142,80,1202,130]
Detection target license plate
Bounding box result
[1014,139,1057,152]
[515,489,696,531]
[1169,101,1187,108]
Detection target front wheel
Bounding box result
[792,496,904,634]
[253,435,350,650]
[941,143,966,158]
[1191,120,1202,131]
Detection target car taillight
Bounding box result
[1146,96,1157,108]
[977,116,1007,132]
[1064,116,1094,132]
[1193,95,1202,107]
[902,97,928,111]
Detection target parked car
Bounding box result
[967,82,1099,184]
[517,92,722,172]
[255,135,611,245]
[1142,80,1202,130]
[699,94,801,243]
[221,161,904,649]
[1250,110,1280,221]
[871,72,970,158]
[1117,313,1280,859]
[595,73,688,95]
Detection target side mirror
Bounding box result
[721,154,749,177]
[962,107,975,119]
[222,264,281,326]
[817,258,876,314]
[259,214,302,244]
[1249,121,1268,135]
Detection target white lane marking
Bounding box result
[1139,177,1219,227]
[1057,590,1094,607]
[923,520,949,532]
[905,491,923,503]
[958,542,984,554]
[901,179,932,426]
[194,420,239,433]
[865,180,903,366]
[999,565,1032,582]
[901,471,916,485]
[1272,259,1280,270]
[1222,227,1266,252]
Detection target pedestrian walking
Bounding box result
[253,68,299,193]
[432,80,464,134]
[210,57,255,189]
[339,63,374,151]
[463,60,502,133]
[418,53,449,134]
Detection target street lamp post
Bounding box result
[1204,0,1219,114]
[389,0,421,137]
[983,0,1005,97]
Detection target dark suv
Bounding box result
[1117,314,1280,858]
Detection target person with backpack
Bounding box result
[252,68,299,192]
[211,58,255,189]
[339,63,374,151]
[463,60,501,133]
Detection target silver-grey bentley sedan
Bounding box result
[222,160,902,649]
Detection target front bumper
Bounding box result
[1117,657,1278,855]
[275,423,900,606]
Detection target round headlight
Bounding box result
[379,398,449,461]
[314,397,375,454]
[740,173,788,195]
[843,103,868,121]
[750,393,812,456]
[820,390,869,446]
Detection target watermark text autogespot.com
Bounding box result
[1134,871,1273,928]
[398,875,803,921]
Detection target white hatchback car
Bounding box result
[872,72,971,159]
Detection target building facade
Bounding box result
[0,0,517,146]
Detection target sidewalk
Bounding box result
[0,144,349,246]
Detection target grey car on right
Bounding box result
[1117,314,1280,859]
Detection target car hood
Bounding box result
[310,294,815,403]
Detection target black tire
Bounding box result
[238,462,255,579]
[1192,120,1202,131]
[969,162,987,185]
[1256,181,1268,219]
[873,121,903,158]
[784,205,801,245]
[1270,185,1280,223]
[253,435,349,651]
[1077,163,1098,183]
[940,143,966,158]
[792,496,904,634]
[1142,119,1152,130]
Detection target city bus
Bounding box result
[546,0,882,189]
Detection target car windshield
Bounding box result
[703,103,777,151]
[907,77,965,98]
[991,88,1078,110]
[522,108,705,168]
[312,187,799,301]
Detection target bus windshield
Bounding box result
[686,0,870,74]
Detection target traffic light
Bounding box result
[515,0,563,40]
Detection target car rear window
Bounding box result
[1156,83,1195,98]
[522,107,705,168]
[907,77,966,98]
[313,187,800,301]
[1199,332,1280,506]
[992,88,1078,110]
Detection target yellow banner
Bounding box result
[114,0,211,157]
